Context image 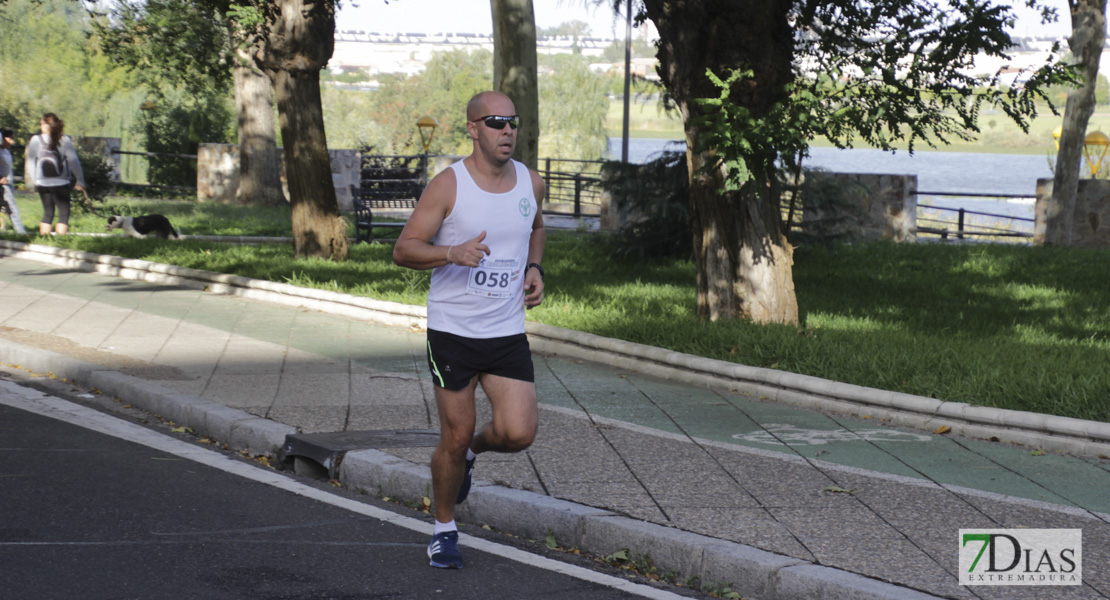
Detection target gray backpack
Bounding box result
[36,135,68,180]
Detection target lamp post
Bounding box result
[1053,126,1110,178]
[621,0,632,163]
[416,115,439,187]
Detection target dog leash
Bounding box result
[78,188,106,218]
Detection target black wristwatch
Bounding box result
[526,262,545,278]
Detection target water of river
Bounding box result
[607,138,1053,195]
[607,137,1047,225]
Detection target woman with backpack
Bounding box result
[25,113,84,236]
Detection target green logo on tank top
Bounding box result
[519,197,531,217]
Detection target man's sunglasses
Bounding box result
[471,115,520,130]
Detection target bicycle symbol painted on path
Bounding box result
[733,424,934,446]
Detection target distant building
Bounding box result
[328,32,1100,92]
[590,57,660,80]
[329,31,620,77]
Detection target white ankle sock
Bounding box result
[466,448,477,461]
[434,520,457,535]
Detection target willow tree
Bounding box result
[624,0,1068,323]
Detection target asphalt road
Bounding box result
[0,379,694,600]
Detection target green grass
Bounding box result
[605,98,684,138]
[6,192,296,238]
[6,196,1108,423]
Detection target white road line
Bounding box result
[0,381,686,600]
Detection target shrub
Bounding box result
[598,150,690,259]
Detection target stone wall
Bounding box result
[599,171,918,242]
[1034,179,1110,248]
[197,143,361,210]
[799,172,917,244]
[197,144,240,203]
[598,170,633,232]
[329,149,360,211]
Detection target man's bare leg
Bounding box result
[471,373,538,455]
[431,374,537,521]
[431,377,478,525]
[427,377,478,568]
[427,374,537,568]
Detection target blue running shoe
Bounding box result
[456,457,475,504]
[428,531,463,569]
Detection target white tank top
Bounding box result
[427,159,537,338]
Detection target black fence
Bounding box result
[112,149,198,195]
[357,154,605,218]
[80,148,1040,244]
[915,191,1035,241]
[357,156,1040,243]
[538,158,603,216]
[359,154,425,199]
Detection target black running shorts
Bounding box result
[426,329,534,391]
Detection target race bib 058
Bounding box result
[466,257,521,299]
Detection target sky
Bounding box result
[336,1,1075,40]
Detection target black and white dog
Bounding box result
[106,215,180,239]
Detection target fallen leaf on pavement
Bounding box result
[822,486,860,495]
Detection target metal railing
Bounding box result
[359,154,606,218]
[89,149,1044,244]
[915,191,1035,241]
[539,158,603,216]
[112,149,198,195]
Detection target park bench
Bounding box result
[350,181,422,243]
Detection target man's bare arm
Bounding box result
[523,170,547,308]
[393,169,489,270]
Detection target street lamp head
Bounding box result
[417,115,439,153]
[1084,130,1110,176]
[1053,125,1110,176]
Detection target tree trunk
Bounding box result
[1048,0,1107,245]
[686,126,797,323]
[255,0,347,260]
[233,59,285,206]
[490,0,539,170]
[271,68,348,259]
[643,0,797,324]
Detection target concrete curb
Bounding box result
[4,239,1107,458]
[0,340,297,458]
[336,448,935,600]
[69,232,296,244]
[0,240,425,328]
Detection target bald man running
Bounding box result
[393,91,546,569]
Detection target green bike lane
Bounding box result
[534,354,1110,516]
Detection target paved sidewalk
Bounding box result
[0,252,1107,600]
